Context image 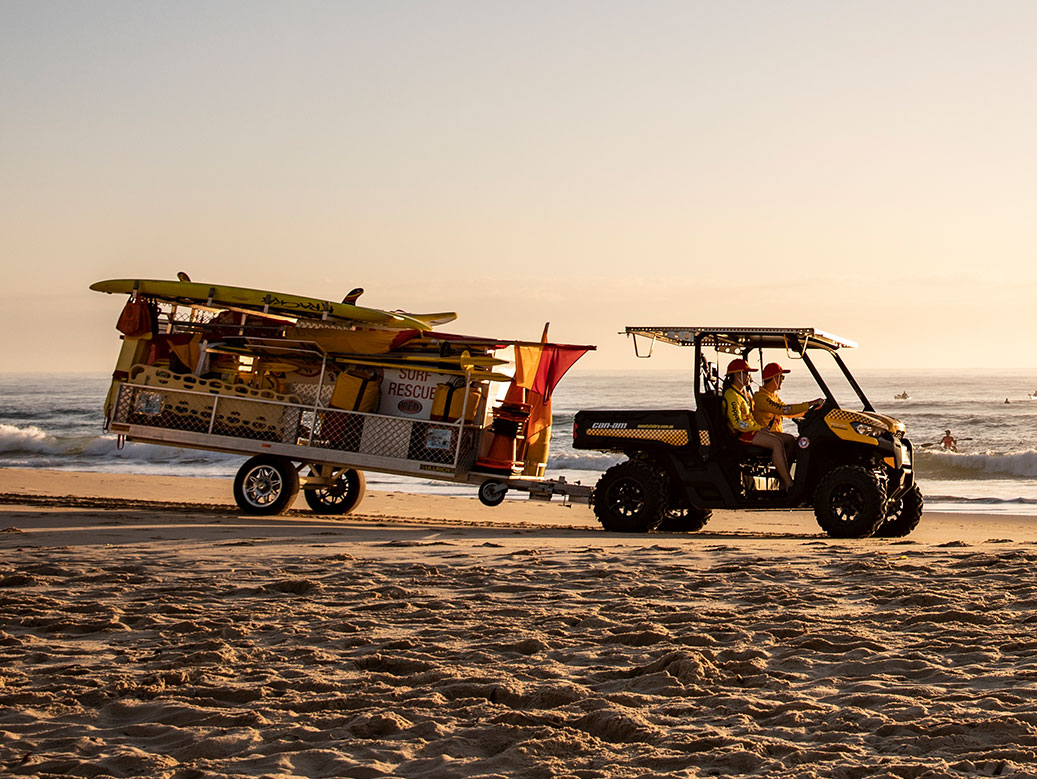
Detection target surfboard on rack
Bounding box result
[206,342,513,382]
[90,278,457,332]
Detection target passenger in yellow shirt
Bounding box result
[752,362,824,468]
[722,359,795,490]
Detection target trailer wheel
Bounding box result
[813,465,886,538]
[478,480,508,507]
[304,468,366,515]
[592,460,667,533]
[875,485,923,538]
[657,506,712,533]
[233,456,300,516]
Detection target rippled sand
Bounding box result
[2,469,1037,778]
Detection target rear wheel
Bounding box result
[592,460,668,533]
[233,455,300,516]
[875,484,923,538]
[304,467,366,514]
[656,506,712,533]
[813,465,886,538]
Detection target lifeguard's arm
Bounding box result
[724,388,762,434]
[755,393,811,419]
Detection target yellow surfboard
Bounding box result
[90,278,457,332]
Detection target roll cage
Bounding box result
[624,326,875,413]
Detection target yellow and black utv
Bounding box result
[573,327,921,538]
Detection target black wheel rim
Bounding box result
[830,484,866,524]
[607,478,645,518]
[314,479,350,507]
[886,498,903,521]
[243,465,283,508]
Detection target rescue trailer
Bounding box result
[93,277,593,515]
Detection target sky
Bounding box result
[3,0,1036,373]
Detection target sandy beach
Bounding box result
[3,468,1037,778]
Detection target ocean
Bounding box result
[2,370,1036,515]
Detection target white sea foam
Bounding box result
[0,424,63,455]
[546,451,624,471]
[915,449,1037,480]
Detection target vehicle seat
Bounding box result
[739,443,772,460]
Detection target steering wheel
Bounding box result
[796,401,828,426]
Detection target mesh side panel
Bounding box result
[310,410,366,452]
[359,416,414,460]
[212,397,300,442]
[407,421,463,465]
[456,428,478,471]
[115,384,215,434]
[114,384,301,443]
[113,383,475,469]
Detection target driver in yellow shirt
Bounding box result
[753,362,824,465]
[753,363,824,433]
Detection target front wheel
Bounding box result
[813,465,887,538]
[875,484,923,538]
[304,467,366,515]
[233,455,300,516]
[591,460,668,533]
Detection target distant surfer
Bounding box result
[940,429,957,452]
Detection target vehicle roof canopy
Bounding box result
[625,326,857,354]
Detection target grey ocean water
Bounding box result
[2,370,1036,514]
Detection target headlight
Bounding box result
[852,421,886,438]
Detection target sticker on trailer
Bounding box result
[377,368,452,419]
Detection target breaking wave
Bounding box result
[0,423,238,475]
[914,449,1037,480]
[0,424,64,455]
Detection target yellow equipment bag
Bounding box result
[330,369,381,412]
[430,383,483,423]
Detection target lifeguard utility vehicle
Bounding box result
[573,327,921,538]
[93,277,593,515]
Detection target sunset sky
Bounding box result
[3,1,1036,372]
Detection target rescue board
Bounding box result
[90,279,456,332]
[206,344,512,382]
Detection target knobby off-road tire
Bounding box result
[233,455,300,516]
[656,506,712,533]
[875,484,924,538]
[813,464,887,539]
[592,460,668,533]
[304,468,366,515]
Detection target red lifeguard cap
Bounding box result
[726,358,757,375]
[762,363,791,381]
